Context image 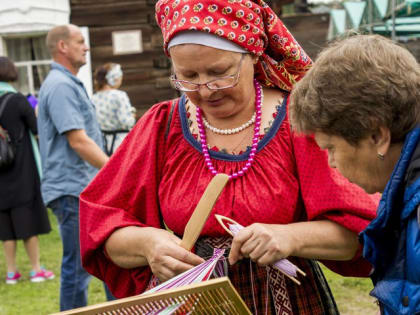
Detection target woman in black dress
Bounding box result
[0,57,54,284]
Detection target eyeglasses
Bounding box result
[170,54,245,92]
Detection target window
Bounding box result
[4,35,52,96]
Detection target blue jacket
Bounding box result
[361,127,420,315]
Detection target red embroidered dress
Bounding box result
[80,95,378,313]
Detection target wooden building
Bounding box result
[282,13,330,60]
[70,1,329,116]
[70,0,178,116]
[0,1,75,96]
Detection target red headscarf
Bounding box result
[155,0,312,91]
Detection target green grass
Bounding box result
[0,209,107,315]
[322,266,378,314]
[0,209,379,314]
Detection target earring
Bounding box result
[377,152,385,160]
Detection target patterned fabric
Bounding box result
[79,97,378,300]
[286,258,339,314]
[105,64,122,87]
[155,0,312,91]
[267,265,292,314]
[193,237,338,314]
[91,89,135,154]
[196,237,286,314]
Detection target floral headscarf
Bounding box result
[155,0,312,91]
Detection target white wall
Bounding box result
[0,1,93,95]
[78,27,93,97]
[0,0,70,34]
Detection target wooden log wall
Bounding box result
[404,39,420,62]
[282,13,330,60]
[70,1,329,115]
[70,0,178,116]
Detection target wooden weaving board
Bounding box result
[51,277,251,315]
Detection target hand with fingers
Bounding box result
[144,228,205,282]
[228,223,295,267]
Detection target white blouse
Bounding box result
[91,89,135,155]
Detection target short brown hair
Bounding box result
[0,56,18,82]
[289,35,420,145]
[93,63,115,91]
[46,25,72,56]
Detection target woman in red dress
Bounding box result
[79,0,378,313]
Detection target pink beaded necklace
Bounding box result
[196,79,263,180]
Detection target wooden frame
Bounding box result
[112,30,143,55]
[51,277,251,315]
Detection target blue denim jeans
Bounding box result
[49,196,91,311]
[49,196,116,311]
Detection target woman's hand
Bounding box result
[143,228,205,282]
[228,220,360,266]
[228,223,295,266]
[105,226,204,282]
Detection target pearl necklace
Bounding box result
[196,79,263,180]
[202,112,256,135]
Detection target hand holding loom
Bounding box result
[142,228,205,282]
[215,214,306,285]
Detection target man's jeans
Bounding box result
[50,196,115,311]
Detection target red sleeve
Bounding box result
[290,125,379,277]
[79,100,174,298]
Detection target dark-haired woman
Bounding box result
[0,56,54,284]
[91,63,135,156]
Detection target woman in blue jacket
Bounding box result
[289,34,420,315]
